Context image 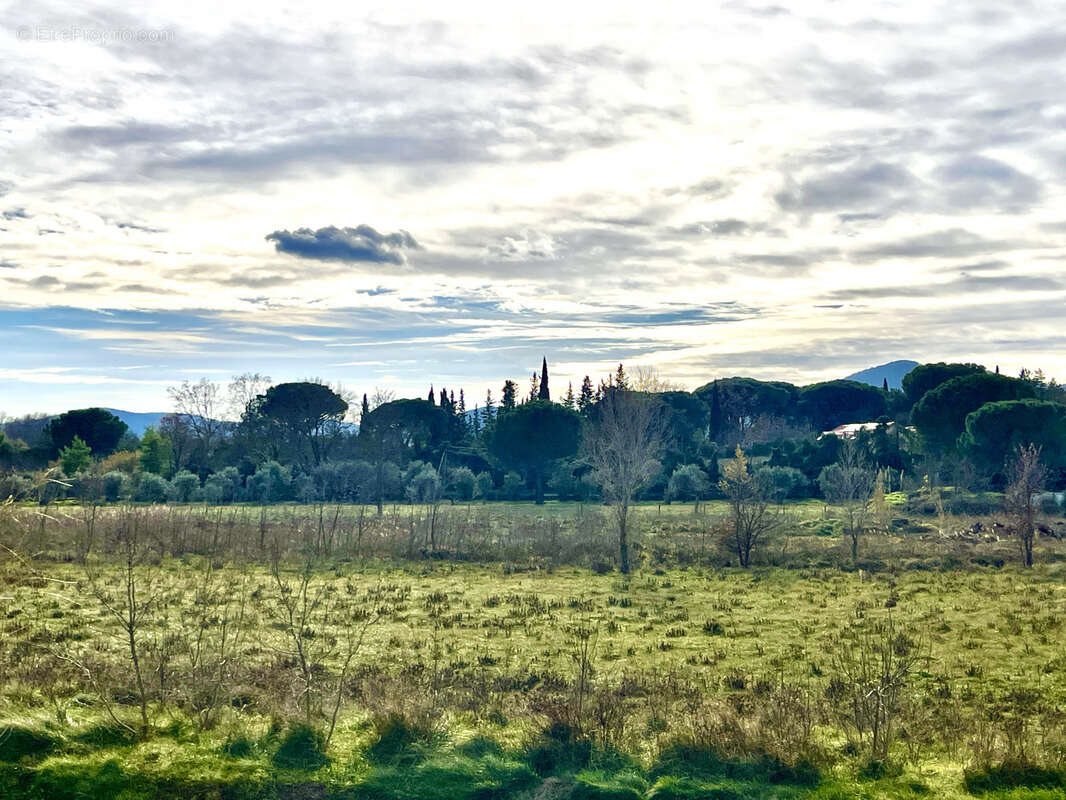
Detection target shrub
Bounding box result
[0,722,59,761]
[366,712,436,765]
[134,473,171,503]
[101,471,128,502]
[271,723,329,770]
[447,466,476,502]
[169,470,199,503]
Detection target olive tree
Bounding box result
[819,443,876,564]
[1004,443,1047,568]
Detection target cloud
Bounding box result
[850,228,1026,262]
[776,162,918,215]
[932,155,1041,210]
[266,225,421,264]
[825,274,1064,301]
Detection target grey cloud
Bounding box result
[826,273,1063,300]
[266,225,421,265]
[776,162,917,214]
[932,155,1041,209]
[2,208,29,220]
[850,228,1026,262]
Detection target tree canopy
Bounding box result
[45,407,128,457]
[959,400,1066,482]
[901,362,986,405]
[912,372,1034,453]
[483,399,580,504]
[244,382,348,467]
[798,380,887,432]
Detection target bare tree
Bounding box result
[1004,443,1046,568]
[258,549,398,744]
[83,509,164,740]
[829,616,927,763]
[584,390,666,574]
[630,365,686,393]
[819,442,876,564]
[718,446,779,567]
[167,378,227,465]
[226,372,272,421]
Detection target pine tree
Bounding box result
[528,372,540,402]
[539,357,550,401]
[471,405,481,435]
[709,380,723,440]
[501,380,517,411]
[484,389,495,421]
[564,381,576,410]
[578,376,594,415]
[439,387,448,409]
[458,389,466,416]
[614,363,629,390]
[60,435,92,476]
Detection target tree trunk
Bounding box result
[618,503,629,574]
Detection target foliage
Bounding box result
[271,723,329,770]
[59,435,92,475]
[960,400,1066,483]
[901,362,986,405]
[484,400,581,504]
[46,408,128,458]
[798,380,887,433]
[912,372,1034,453]
[134,473,171,503]
[138,427,173,477]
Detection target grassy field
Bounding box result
[2,500,1066,799]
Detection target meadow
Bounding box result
[2,499,1066,799]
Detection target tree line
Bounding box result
[2,359,1064,511]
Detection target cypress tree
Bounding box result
[710,380,723,439]
[428,385,435,403]
[501,380,517,411]
[882,377,889,392]
[578,376,594,415]
[361,393,370,418]
[539,357,550,401]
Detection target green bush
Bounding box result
[271,723,329,770]
[964,763,1066,794]
[366,713,435,765]
[0,722,60,761]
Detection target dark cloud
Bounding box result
[932,155,1041,210]
[776,161,917,214]
[850,228,1026,262]
[825,274,1063,301]
[266,225,421,265]
[114,221,166,234]
[2,208,29,220]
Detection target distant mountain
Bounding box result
[844,360,919,391]
[103,409,169,437]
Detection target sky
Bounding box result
[1,0,1065,416]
